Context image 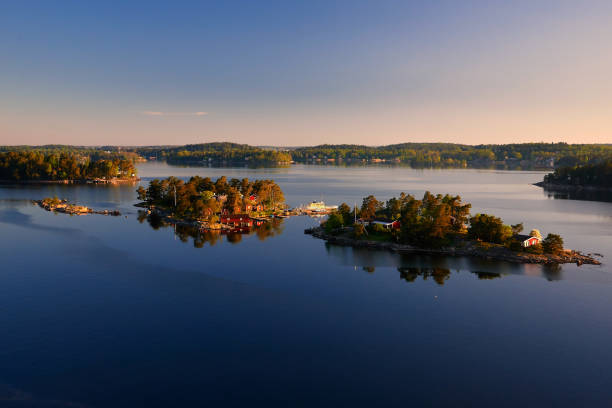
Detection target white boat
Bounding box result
[306,200,338,213]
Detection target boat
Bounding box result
[305,200,338,213]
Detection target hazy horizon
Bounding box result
[2,141,611,149]
[2,1,612,146]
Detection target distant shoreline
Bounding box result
[533,181,612,193]
[0,178,140,185]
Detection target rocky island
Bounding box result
[36,197,121,216]
[306,192,601,266]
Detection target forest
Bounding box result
[134,142,292,164]
[291,143,612,168]
[2,142,611,169]
[0,151,137,181]
[137,175,285,220]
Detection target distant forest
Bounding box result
[133,143,292,165]
[290,143,612,168]
[0,151,137,181]
[1,142,611,170]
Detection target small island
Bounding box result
[306,192,601,265]
[36,197,121,216]
[136,175,287,230]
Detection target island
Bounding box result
[0,151,139,183]
[136,175,287,231]
[305,192,601,265]
[36,197,121,216]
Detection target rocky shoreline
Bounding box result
[1,177,140,185]
[305,227,601,266]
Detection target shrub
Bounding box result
[353,224,365,238]
[542,233,564,254]
[324,212,344,234]
[525,243,543,254]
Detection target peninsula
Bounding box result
[306,192,601,265]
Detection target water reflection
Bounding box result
[324,244,568,282]
[543,188,612,203]
[398,267,453,285]
[473,271,502,280]
[137,210,285,247]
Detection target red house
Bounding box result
[371,220,401,230]
[515,234,541,247]
[220,214,253,228]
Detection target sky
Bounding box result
[1,0,612,146]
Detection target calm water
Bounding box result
[1,163,611,407]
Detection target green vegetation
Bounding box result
[0,151,137,181]
[543,159,612,188]
[2,142,611,169]
[468,214,512,244]
[292,143,612,168]
[542,234,564,254]
[138,175,285,220]
[135,142,291,165]
[323,191,563,252]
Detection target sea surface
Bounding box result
[1,163,611,407]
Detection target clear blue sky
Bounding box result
[1,0,611,145]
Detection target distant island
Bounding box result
[306,192,600,265]
[2,142,612,169]
[0,151,138,183]
[535,159,612,192]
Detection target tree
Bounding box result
[468,213,512,244]
[360,195,381,220]
[542,233,564,254]
[511,223,524,235]
[530,229,542,239]
[137,186,147,201]
[337,202,353,225]
[353,223,365,238]
[324,212,344,233]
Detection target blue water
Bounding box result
[1,164,611,407]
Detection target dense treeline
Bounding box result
[325,191,563,254]
[2,142,611,168]
[137,176,285,220]
[292,143,612,168]
[0,151,137,181]
[135,142,291,164]
[543,159,612,188]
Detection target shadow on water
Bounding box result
[137,211,285,248]
[324,243,567,283]
[542,188,612,203]
[359,266,503,285]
